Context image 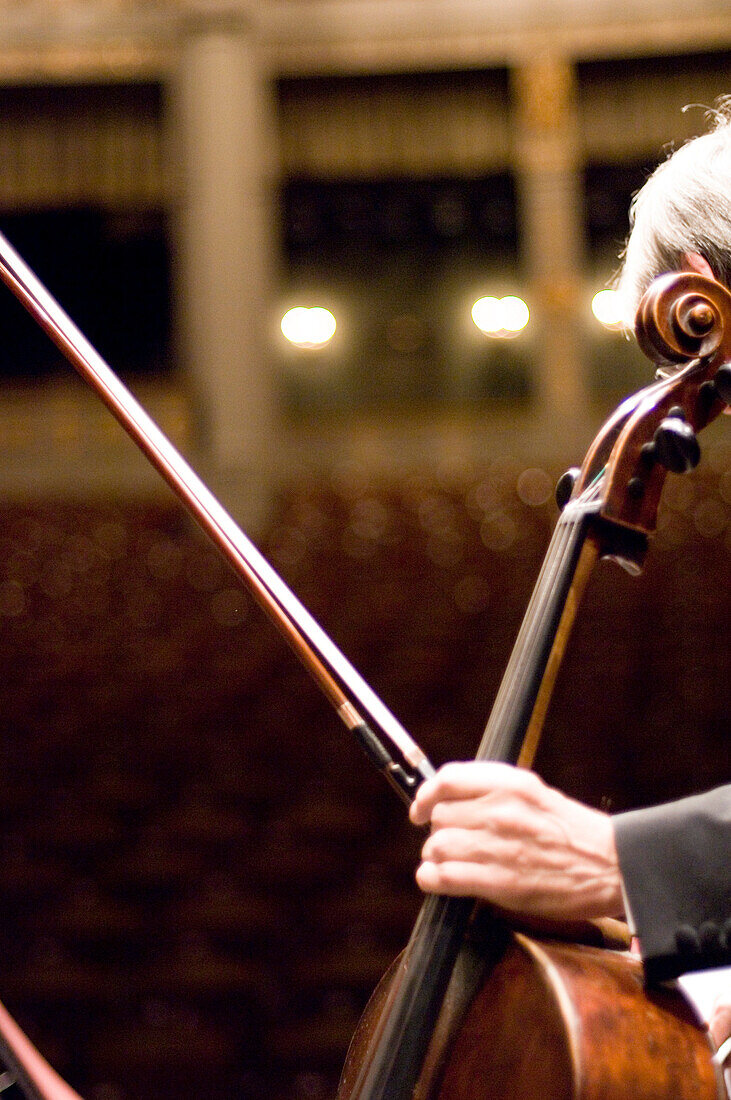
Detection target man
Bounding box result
[615,96,731,324]
[409,101,731,1051]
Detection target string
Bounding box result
[347,489,599,1100]
[477,498,592,763]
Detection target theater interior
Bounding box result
[0,3,728,1098]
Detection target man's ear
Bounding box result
[681,251,715,279]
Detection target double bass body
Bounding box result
[340,924,725,1100]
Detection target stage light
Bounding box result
[472,296,502,334]
[591,288,624,329]
[471,295,529,338]
[499,296,530,333]
[281,306,337,349]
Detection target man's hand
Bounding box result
[710,988,731,1049]
[409,761,623,921]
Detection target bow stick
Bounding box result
[0,228,435,803]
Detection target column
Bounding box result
[170,1,279,519]
[511,56,589,427]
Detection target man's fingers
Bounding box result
[410,761,540,826]
[428,796,505,832]
[421,825,496,865]
[415,859,503,899]
[709,997,731,1047]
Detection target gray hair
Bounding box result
[616,98,731,325]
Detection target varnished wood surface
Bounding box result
[341,928,724,1100]
[438,934,723,1100]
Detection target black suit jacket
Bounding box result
[613,785,731,983]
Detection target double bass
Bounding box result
[0,231,727,1100]
[337,272,731,1100]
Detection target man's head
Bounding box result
[616,97,731,325]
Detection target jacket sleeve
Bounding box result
[613,785,731,983]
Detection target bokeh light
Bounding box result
[471,295,529,338]
[281,306,337,349]
[591,288,624,329]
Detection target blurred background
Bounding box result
[0,1,728,1097]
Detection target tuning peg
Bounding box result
[555,467,580,511]
[651,413,701,473]
[712,362,731,405]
